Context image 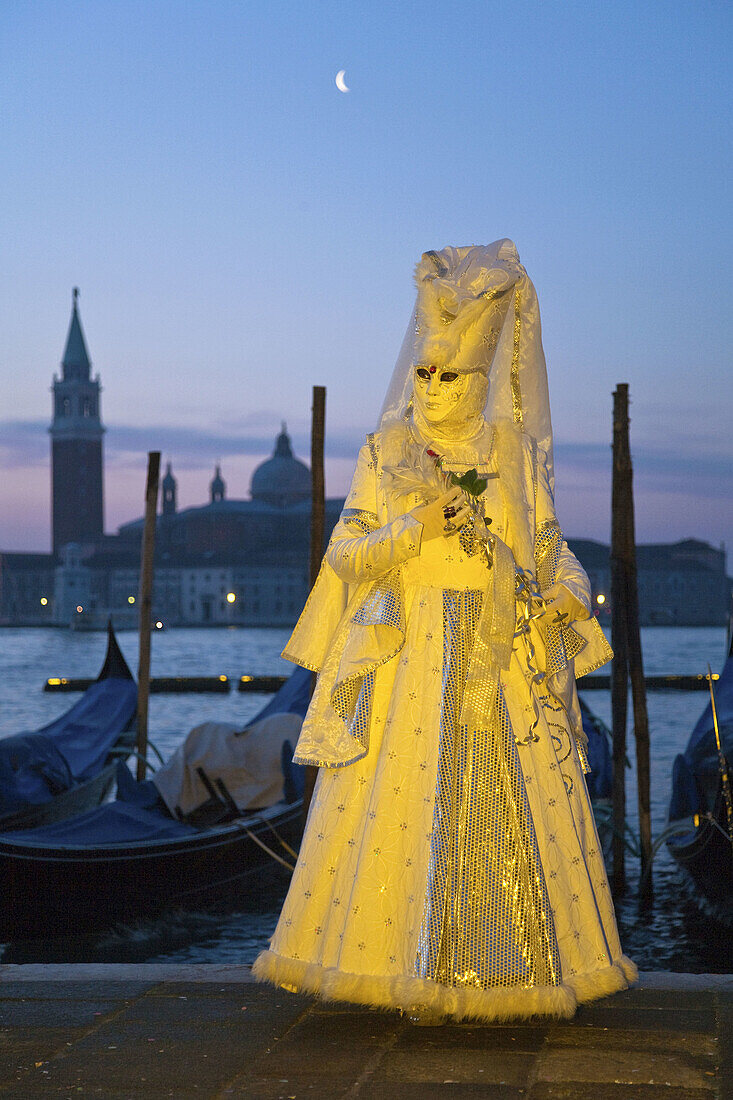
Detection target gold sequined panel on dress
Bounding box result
[458,513,478,557]
[342,508,379,535]
[331,671,374,755]
[415,589,561,990]
[535,520,562,593]
[352,571,404,633]
[510,289,523,429]
[535,519,588,678]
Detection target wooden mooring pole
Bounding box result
[136,451,160,781]
[610,385,653,896]
[309,387,327,591]
[303,386,326,825]
[610,387,629,893]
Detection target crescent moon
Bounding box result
[335,70,350,93]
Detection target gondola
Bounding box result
[666,635,733,926]
[0,621,137,832]
[0,666,310,939]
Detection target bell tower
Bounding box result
[49,289,105,558]
[210,463,226,503]
[161,462,177,515]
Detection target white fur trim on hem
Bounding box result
[252,950,638,1024]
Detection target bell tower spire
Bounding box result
[210,463,226,503]
[61,287,92,381]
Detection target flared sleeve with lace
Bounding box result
[287,436,417,768]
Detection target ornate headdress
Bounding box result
[379,239,556,486]
[414,244,518,374]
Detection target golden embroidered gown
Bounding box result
[253,421,637,1021]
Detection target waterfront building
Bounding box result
[45,425,344,628]
[568,537,732,626]
[635,540,731,626]
[0,552,56,625]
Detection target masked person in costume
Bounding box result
[254,240,637,1022]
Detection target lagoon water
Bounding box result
[1,624,730,972]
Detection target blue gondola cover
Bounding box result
[0,677,136,812]
[1,800,197,847]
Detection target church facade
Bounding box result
[59,428,344,629]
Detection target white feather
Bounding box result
[382,443,451,501]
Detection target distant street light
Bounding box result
[40,597,48,606]
[76,605,83,613]
[596,593,606,605]
[128,595,136,604]
[226,592,236,604]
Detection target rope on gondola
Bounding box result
[639,817,713,891]
[123,749,157,774]
[697,813,733,844]
[146,740,166,767]
[257,815,299,860]
[198,771,298,870]
[241,825,296,872]
[591,803,641,856]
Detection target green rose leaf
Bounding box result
[449,468,487,497]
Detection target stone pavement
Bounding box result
[0,966,730,1099]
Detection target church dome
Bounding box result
[251,426,310,507]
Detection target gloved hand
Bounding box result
[411,488,471,541]
[540,582,587,626]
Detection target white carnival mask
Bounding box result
[412,364,487,429]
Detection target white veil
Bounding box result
[378,240,555,487]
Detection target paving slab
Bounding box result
[544,1026,717,1056]
[0,980,157,1000]
[567,1003,718,1032]
[248,1009,401,1083]
[0,964,257,984]
[0,1027,82,1082]
[375,1046,536,1085]
[394,1022,548,1051]
[15,1033,272,1096]
[0,999,124,1029]
[221,1077,350,1099]
[533,1047,716,1090]
[527,1086,714,1100]
[363,1086,526,1100]
[604,986,721,1009]
[717,996,733,1100]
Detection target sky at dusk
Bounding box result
[1,1,731,559]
